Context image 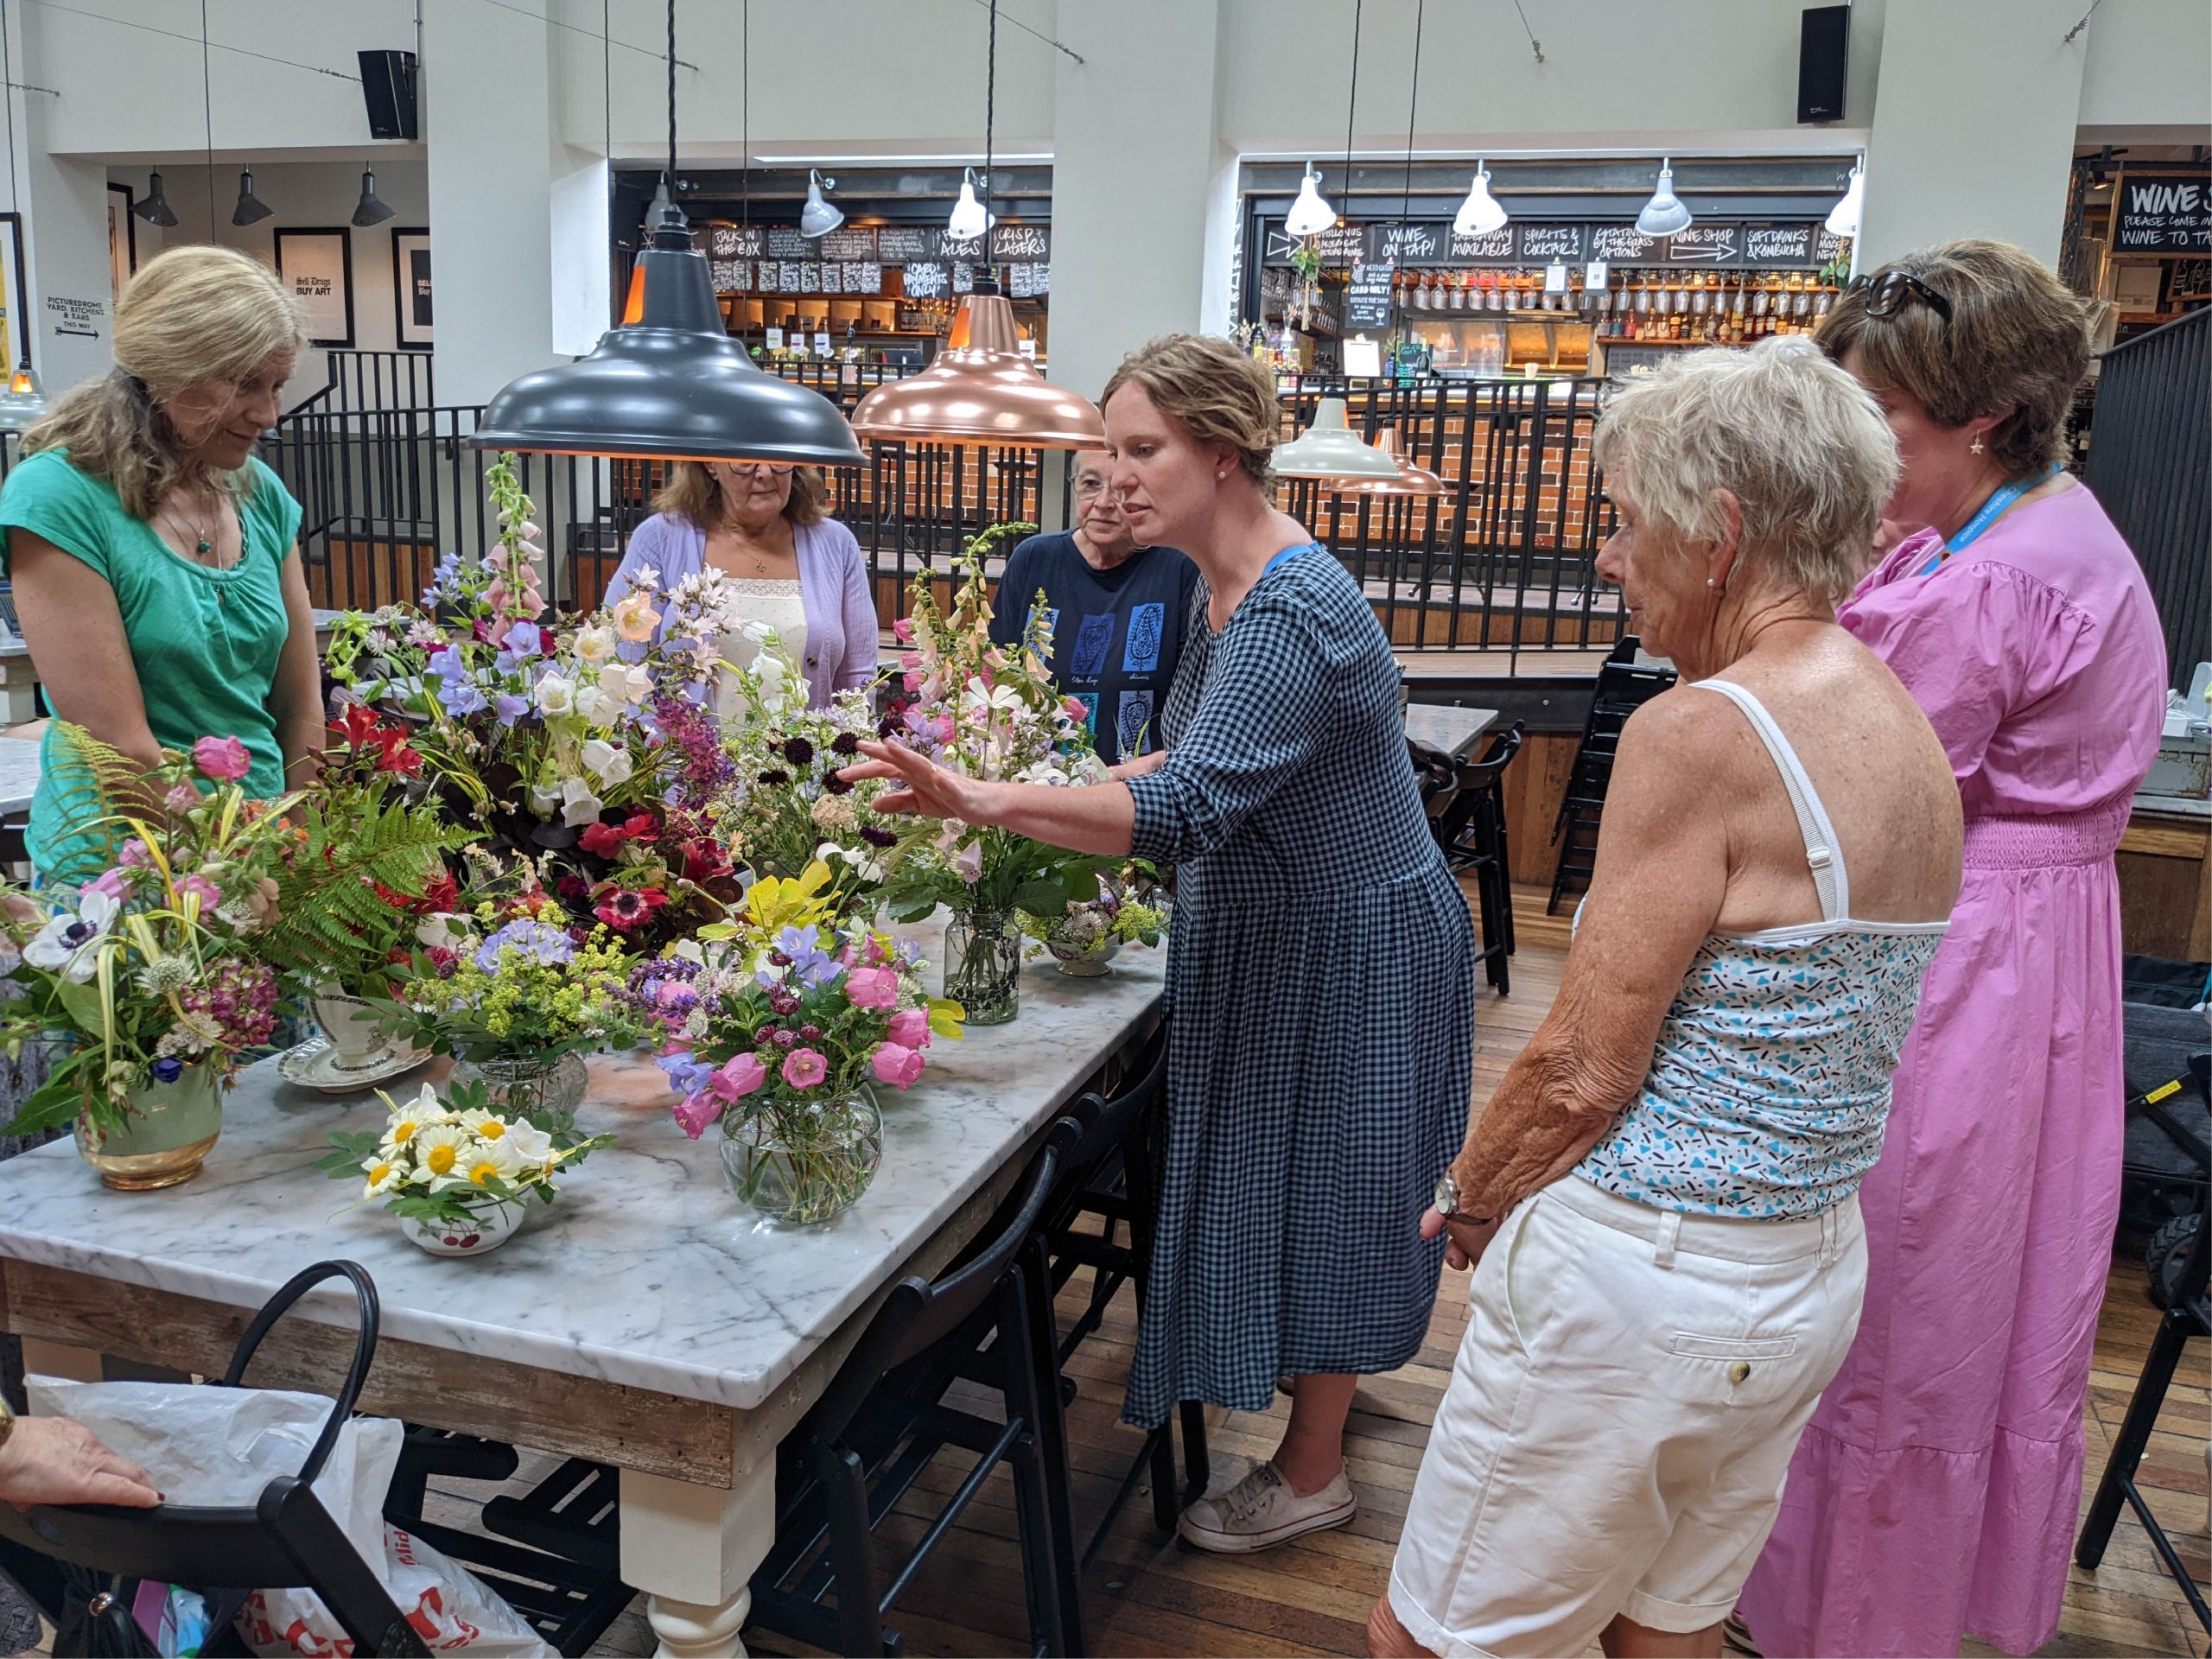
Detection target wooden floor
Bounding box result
[555,886,2207,1657]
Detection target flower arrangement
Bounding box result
[316,1077,613,1253]
[644,859,961,1224]
[1018,861,1169,974]
[0,727,303,1141]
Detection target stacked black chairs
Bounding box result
[1548,638,1677,913]
[0,1260,432,1657]
[747,1116,1087,1657]
[1433,721,1526,995]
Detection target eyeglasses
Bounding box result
[1072,475,1122,502]
[1847,269,1954,330]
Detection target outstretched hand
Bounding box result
[842,741,982,823]
[0,1416,162,1511]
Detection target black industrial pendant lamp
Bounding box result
[471,0,861,467]
[134,169,179,227]
[350,167,394,227]
[230,168,272,226]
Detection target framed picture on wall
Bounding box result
[0,213,27,375]
[274,227,355,348]
[106,182,137,303]
[391,227,431,349]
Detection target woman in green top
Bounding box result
[0,245,324,884]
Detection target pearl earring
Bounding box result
[1970,435,1986,454]
[1217,469,1228,480]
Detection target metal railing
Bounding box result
[2083,308,2209,692]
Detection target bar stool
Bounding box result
[1433,721,1524,994]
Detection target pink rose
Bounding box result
[191,735,252,783]
[710,1052,767,1102]
[887,1007,931,1049]
[843,967,899,1010]
[176,873,223,911]
[871,1042,926,1090]
[672,1090,725,1140]
[781,1047,828,1089]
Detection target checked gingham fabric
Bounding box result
[1122,546,1476,1427]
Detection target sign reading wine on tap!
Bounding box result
[1365,221,1444,264]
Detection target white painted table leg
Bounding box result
[620,1459,776,1659]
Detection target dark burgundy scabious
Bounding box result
[822,772,852,796]
[758,769,791,787]
[781,735,815,766]
[830,731,860,756]
[860,825,897,849]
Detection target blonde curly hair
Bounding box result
[1101,334,1278,488]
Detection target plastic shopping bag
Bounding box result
[26,1376,541,1655]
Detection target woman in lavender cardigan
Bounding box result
[603,461,879,709]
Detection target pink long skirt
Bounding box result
[1740,823,2130,1657]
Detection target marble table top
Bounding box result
[0,734,40,816]
[0,918,1163,1412]
[1402,703,1501,760]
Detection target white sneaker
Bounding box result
[1176,1460,1356,1554]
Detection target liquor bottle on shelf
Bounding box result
[1730,277,1749,342]
[1812,279,1835,327]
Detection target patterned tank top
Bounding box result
[1574,678,1949,1220]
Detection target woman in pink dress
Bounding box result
[1740,241,2169,1656]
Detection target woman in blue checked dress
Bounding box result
[850,334,1476,1554]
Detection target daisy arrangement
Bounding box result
[317,1077,613,1229]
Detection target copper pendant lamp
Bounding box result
[470,0,861,467]
[848,0,1104,450]
[1331,429,1443,496]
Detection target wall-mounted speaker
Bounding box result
[359,49,419,142]
[1797,6,1849,124]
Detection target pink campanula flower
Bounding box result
[164,783,201,813]
[710,1052,767,1102]
[80,868,128,901]
[672,1090,725,1140]
[899,652,923,671]
[1061,696,1089,724]
[872,1042,926,1090]
[118,837,151,867]
[781,1047,828,1089]
[893,617,915,644]
[887,1007,931,1049]
[843,967,899,1010]
[191,735,251,782]
[176,873,224,911]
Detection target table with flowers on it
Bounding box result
[0,911,1163,1656]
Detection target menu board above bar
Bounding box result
[1262,223,1365,265]
[874,226,934,264]
[2111,171,2212,254]
[990,223,1052,261]
[936,230,988,262]
[766,227,814,260]
[816,226,879,261]
[708,224,766,259]
[1291,218,1842,270]
[1344,259,1395,331]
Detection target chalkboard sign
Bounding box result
[766,227,813,260]
[1588,225,1666,264]
[819,263,843,295]
[2112,172,2212,254]
[780,260,805,291]
[875,226,933,264]
[1447,226,1516,264]
[1344,259,1395,331]
[1662,224,1744,266]
[1262,222,1363,266]
[709,258,749,293]
[1516,223,1587,264]
[798,262,822,294]
[816,226,878,261]
[1815,227,1847,265]
[903,261,950,298]
[1007,263,1049,298]
[844,262,881,295]
[708,224,765,258]
[990,223,1052,261]
[1740,224,1817,266]
[1365,221,1445,264]
[937,230,988,262]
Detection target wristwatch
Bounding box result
[1433,1171,1493,1228]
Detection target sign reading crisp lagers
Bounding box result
[2112,172,2212,254]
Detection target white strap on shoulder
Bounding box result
[1691,677,1850,922]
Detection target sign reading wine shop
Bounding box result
[2111,172,2212,254]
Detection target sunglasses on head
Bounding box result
[1847,269,1954,329]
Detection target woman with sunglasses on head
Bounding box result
[1739,240,2167,1659]
[603,459,875,714]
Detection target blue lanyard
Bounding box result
[1261,541,1319,579]
[1916,467,2062,575]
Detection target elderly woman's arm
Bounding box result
[1447,693,1731,1221]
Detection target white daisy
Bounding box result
[359,1156,406,1200]
[456,1135,526,1192]
[411,1123,474,1189]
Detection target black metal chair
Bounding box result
[0,1260,431,1658]
[2075,1058,2210,1637]
[1434,721,1525,994]
[1549,639,1676,913]
[748,1116,1086,1657]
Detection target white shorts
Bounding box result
[1389,1175,1866,1658]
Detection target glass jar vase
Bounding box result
[74,1064,225,1191]
[448,1051,588,1125]
[720,1087,883,1227]
[943,906,1021,1026]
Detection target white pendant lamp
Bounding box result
[1273,397,1400,482]
[1452,160,1508,238]
[947,167,995,240]
[1825,156,1865,238]
[1284,164,1335,238]
[1635,156,1693,238]
[799,168,843,238]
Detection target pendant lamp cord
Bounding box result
[201,0,215,228]
[664,0,677,213]
[983,0,998,236]
[0,0,21,372]
[741,0,748,231]
[1401,0,1422,219]
[1341,0,1362,241]
[601,0,610,165]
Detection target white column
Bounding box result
[1046,0,1227,408]
[14,0,113,392]
[1858,0,2090,269]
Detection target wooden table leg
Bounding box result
[620,1459,776,1659]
